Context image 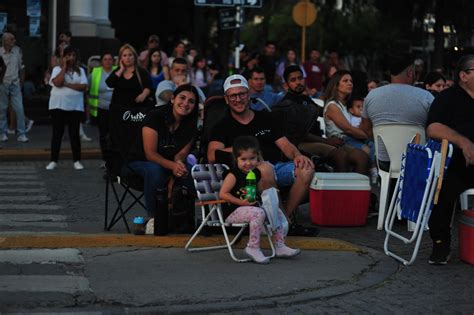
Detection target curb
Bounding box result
[0,234,362,252]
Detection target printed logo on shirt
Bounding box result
[255,129,271,137]
[123,110,147,122]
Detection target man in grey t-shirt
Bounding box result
[360,54,434,163]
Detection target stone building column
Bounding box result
[69,0,97,37]
[93,0,115,38]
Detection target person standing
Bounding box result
[88,51,116,162]
[46,46,88,170]
[0,31,29,142]
[303,49,325,96]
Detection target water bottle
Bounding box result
[132,216,145,235]
[245,170,257,202]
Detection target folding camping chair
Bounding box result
[384,139,453,265]
[103,102,153,232]
[185,164,276,262]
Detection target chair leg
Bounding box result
[378,174,391,230]
[104,175,109,231]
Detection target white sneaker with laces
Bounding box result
[275,245,301,258]
[145,218,155,235]
[0,134,8,142]
[26,120,34,133]
[45,161,57,170]
[245,246,270,264]
[73,161,84,170]
[80,134,92,142]
[17,135,29,143]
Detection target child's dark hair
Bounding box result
[232,136,260,158]
[347,95,364,109]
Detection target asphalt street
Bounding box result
[0,125,473,314]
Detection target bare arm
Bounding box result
[220,173,255,206]
[64,82,87,91]
[275,136,314,169]
[207,140,232,163]
[360,117,373,139]
[427,122,474,166]
[325,103,368,139]
[158,90,173,103]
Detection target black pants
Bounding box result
[50,109,82,162]
[429,150,474,242]
[97,108,109,160]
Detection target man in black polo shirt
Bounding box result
[427,54,474,265]
[207,74,314,223]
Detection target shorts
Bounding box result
[273,161,295,187]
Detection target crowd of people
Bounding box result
[1,29,473,266]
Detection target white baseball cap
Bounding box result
[223,74,249,93]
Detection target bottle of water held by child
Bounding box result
[245,170,257,202]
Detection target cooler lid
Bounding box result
[310,172,370,191]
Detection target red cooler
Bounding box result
[459,210,474,265]
[309,172,371,226]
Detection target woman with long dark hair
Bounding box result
[46,46,88,170]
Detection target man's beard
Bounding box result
[292,84,305,94]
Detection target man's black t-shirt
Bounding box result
[210,110,284,163]
[427,84,474,143]
[131,106,197,161]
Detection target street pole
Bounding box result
[234,4,243,72]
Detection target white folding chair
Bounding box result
[373,123,426,230]
[384,140,452,265]
[185,164,275,263]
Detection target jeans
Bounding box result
[0,82,26,136]
[127,160,193,217]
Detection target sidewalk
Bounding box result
[0,124,101,161]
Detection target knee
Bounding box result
[253,207,266,223]
[295,166,314,186]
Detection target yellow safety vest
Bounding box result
[88,66,116,117]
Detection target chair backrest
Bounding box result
[373,123,426,175]
[192,164,229,202]
[198,96,229,162]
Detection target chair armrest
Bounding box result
[195,199,228,207]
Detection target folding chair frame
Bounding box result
[104,174,146,233]
[185,164,276,263]
[384,141,452,265]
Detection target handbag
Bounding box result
[260,187,283,230]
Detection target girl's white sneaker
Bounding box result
[245,246,270,264]
[73,161,84,170]
[276,245,301,258]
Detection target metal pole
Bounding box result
[234,4,243,72]
[51,0,57,54]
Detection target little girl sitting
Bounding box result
[219,136,300,264]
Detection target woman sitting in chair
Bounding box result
[323,70,371,175]
[128,84,200,235]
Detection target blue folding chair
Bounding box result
[384,139,452,265]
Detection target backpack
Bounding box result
[169,183,196,233]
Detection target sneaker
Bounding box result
[17,135,29,143]
[45,161,57,170]
[428,239,451,265]
[73,161,84,170]
[80,134,92,142]
[25,120,34,133]
[145,218,155,235]
[7,128,15,134]
[0,134,8,142]
[276,245,301,258]
[244,246,270,264]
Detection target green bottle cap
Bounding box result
[246,170,256,180]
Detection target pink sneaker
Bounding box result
[244,246,270,264]
[276,245,301,258]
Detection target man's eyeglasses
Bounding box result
[226,91,248,101]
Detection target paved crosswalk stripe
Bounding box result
[0,175,39,180]
[0,196,51,202]
[0,214,67,228]
[0,188,46,193]
[0,181,45,186]
[0,204,62,210]
[0,170,37,174]
[0,249,83,264]
[0,275,91,293]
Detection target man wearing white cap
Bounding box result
[208,74,314,225]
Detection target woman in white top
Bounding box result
[46,46,88,170]
[323,70,370,175]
